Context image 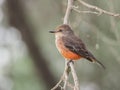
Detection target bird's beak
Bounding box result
[49,30,56,33]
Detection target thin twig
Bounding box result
[107,1,120,41]
[69,62,80,90]
[67,82,74,89]
[64,0,74,24]
[63,60,69,90]
[77,0,120,17]
[73,7,99,15]
[51,75,64,90]
[51,61,71,90]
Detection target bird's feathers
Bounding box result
[62,36,105,69]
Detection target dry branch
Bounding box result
[77,0,120,17]
[64,0,74,24]
[70,62,80,90]
[73,7,99,15]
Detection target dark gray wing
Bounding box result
[62,36,105,69]
[62,36,94,62]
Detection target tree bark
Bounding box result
[6,0,56,89]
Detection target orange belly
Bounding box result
[57,44,81,60]
[61,49,81,60]
[56,38,81,60]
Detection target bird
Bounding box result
[49,24,105,69]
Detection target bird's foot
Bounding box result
[67,60,74,66]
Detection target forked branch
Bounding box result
[73,0,120,17]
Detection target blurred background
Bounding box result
[0,0,120,90]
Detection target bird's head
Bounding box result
[49,24,74,38]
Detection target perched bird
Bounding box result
[49,24,105,69]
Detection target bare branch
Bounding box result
[63,61,70,90]
[51,61,71,90]
[77,0,120,17]
[51,75,64,90]
[73,7,99,15]
[67,82,74,89]
[64,0,74,24]
[69,62,80,90]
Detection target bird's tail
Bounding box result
[87,57,105,69]
[86,51,105,69]
[94,59,105,69]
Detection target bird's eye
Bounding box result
[59,29,62,32]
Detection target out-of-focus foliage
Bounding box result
[0,0,120,90]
